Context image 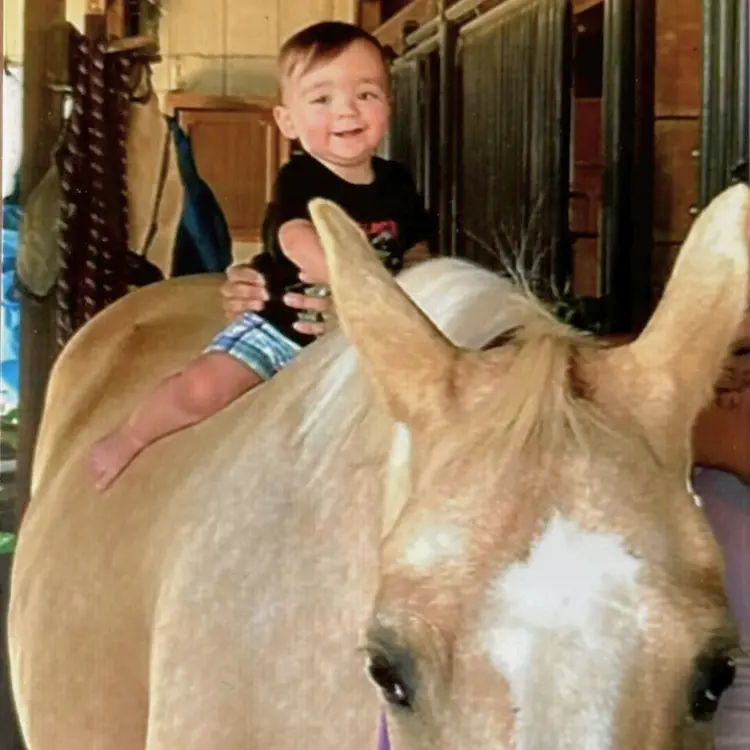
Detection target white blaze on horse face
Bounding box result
[479,513,648,749]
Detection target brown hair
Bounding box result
[278,21,391,89]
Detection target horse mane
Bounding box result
[253,257,603,486]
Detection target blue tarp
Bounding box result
[1,203,22,412]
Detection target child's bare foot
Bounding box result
[87,425,145,491]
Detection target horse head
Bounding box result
[308,185,749,749]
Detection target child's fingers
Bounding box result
[293,320,327,337]
[225,264,267,287]
[282,292,331,312]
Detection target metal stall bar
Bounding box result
[700,0,748,207]
[455,0,572,298]
[600,0,654,333]
[388,57,424,186]
[401,0,458,257]
[736,0,749,176]
[437,9,458,257]
[699,0,717,203]
[600,0,635,332]
[390,16,454,256]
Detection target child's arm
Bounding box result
[278,219,329,284]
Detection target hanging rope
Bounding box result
[55,38,135,347]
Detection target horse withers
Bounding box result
[7,185,750,749]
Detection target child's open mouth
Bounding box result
[334,128,365,138]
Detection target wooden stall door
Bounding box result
[651,0,701,298]
[177,105,280,243]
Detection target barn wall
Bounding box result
[4,0,25,63]
[63,0,356,102]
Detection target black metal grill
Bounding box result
[700,0,749,206]
[389,59,423,186]
[387,0,573,296]
[456,0,572,298]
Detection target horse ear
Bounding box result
[604,184,750,456]
[307,198,457,424]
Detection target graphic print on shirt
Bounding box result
[361,219,402,272]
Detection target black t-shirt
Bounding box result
[251,152,436,346]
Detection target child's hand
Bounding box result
[278,219,329,284]
[278,219,333,336]
[220,264,269,320]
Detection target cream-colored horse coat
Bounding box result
[8,186,750,750]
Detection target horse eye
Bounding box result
[366,654,413,709]
[689,655,736,722]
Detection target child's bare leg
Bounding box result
[88,352,261,490]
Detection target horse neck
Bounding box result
[226,338,392,571]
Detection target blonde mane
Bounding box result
[245,257,604,487]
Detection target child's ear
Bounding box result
[273,106,298,140]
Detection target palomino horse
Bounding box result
[7,185,750,749]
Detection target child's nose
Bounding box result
[333,95,357,116]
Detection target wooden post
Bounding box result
[20,2,67,200]
[15,0,68,526]
[359,0,383,30]
[85,0,108,36]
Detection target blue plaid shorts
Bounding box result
[203,312,302,381]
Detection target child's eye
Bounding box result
[311,95,330,105]
[358,91,380,101]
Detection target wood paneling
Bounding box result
[570,164,602,234]
[573,236,600,297]
[170,95,282,243]
[653,118,700,243]
[573,0,603,13]
[654,0,701,117]
[361,0,383,31]
[574,97,602,165]
[570,95,602,296]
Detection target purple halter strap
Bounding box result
[378,713,390,750]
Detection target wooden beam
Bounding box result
[372,0,438,54]
[360,0,383,32]
[16,0,68,525]
[106,0,127,38]
[106,33,159,54]
[574,0,603,14]
[20,9,67,201]
[84,0,107,36]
